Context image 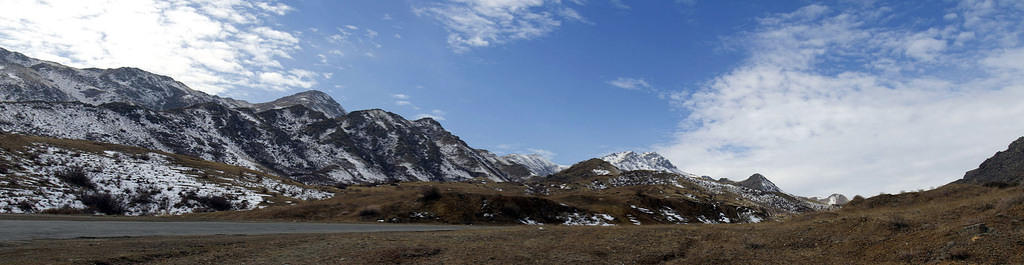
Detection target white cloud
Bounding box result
[904,33,947,61]
[607,77,650,90]
[392,94,410,99]
[0,0,317,95]
[414,0,585,52]
[416,109,447,121]
[658,2,1024,197]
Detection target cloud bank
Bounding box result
[658,2,1024,197]
[0,0,316,95]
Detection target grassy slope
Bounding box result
[1,183,1022,264]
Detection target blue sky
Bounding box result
[2,0,1024,197]
[250,0,807,163]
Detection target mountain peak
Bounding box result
[502,153,564,177]
[736,173,783,193]
[253,90,346,118]
[599,151,686,175]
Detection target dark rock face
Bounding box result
[956,136,1024,186]
[735,173,784,193]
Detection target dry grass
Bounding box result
[2,183,1022,264]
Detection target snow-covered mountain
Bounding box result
[0,102,534,185]
[501,154,564,176]
[0,46,533,185]
[600,151,690,175]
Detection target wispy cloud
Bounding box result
[0,0,317,95]
[607,77,651,90]
[657,2,1024,197]
[610,0,630,10]
[413,0,586,52]
[527,148,557,160]
[323,23,383,62]
[416,109,447,121]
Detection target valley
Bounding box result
[3,41,1024,265]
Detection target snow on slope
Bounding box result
[0,140,331,215]
[600,151,692,176]
[502,153,565,176]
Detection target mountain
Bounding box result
[0,47,344,118]
[600,151,690,175]
[734,173,784,193]
[0,101,533,185]
[501,153,564,176]
[251,90,346,118]
[0,133,331,215]
[955,136,1024,186]
[0,46,532,185]
[0,47,243,111]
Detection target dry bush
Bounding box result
[359,205,382,217]
[56,167,95,190]
[80,191,126,215]
[40,206,86,215]
[417,186,442,203]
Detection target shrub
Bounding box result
[56,167,95,190]
[195,195,233,211]
[886,214,911,232]
[130,189,158,205]
[131,153,150,161]
[16,200,33,212]
[418,186,442,202]
[80,191,126,215]
[359,205,382,217]
[0,162,11,174]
